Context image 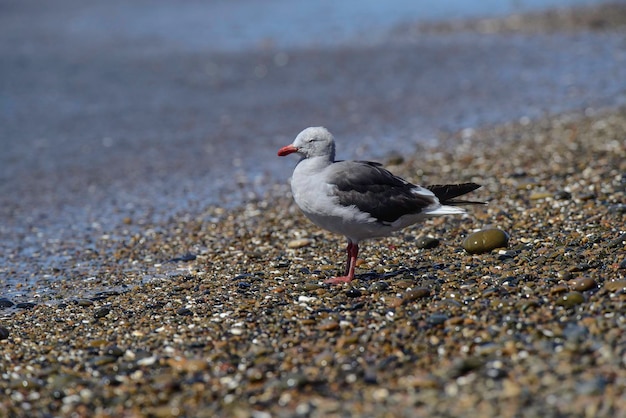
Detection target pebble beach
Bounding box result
[2,3,626,418]
[2,107,625,417]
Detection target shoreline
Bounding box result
[2,106,625,416]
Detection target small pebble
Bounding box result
[301,283,322,291]
[449,357,483,378]
[177,307,193,316]
[76,299,95,307]
[568,277,596,292]
[555,291,585,308]
[608,235,626,248]
[0,325,9,340]
[568,263,591,272]
[497,250,517,261]
[529,192,552,200]
[462,229,509,254]
[368,281,390,292]
[402,287,430,304]
[230,327,244,335]
[137,356,157,366]
[89,355,118,367]
[554,190,572,200]
[427,313,448,325]
[607,204,626,214]
[345,288,362,298]
[94,306,111,318]
[105,346,125,357]
[287,238,313,249]
[578,192,596,201]
[0,298,14,309]
[605,280,626,291]
[415,236,440,249]
[318,320,340,331]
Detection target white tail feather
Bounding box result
[426,205,466,215]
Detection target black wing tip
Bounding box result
[427,182,485,205]
[427,182,480,196]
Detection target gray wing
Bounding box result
[326,161,437,223]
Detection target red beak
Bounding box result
[277,144,298,156]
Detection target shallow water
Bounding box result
[1,0,625,295]
[49,0,609,51]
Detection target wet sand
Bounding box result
[2,3,626,418]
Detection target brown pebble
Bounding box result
[395,279,415,289]
[399,373,440,389]
[402,287,430,304]
[166,358,208,372]
[389,298,404,308]
[568,277,596,292]
[550,284,569,295]
[529,192,552,200]
[578,192,596,201]
[318,320,340,331]
[337,334,359,348]
[287,238,313,249]
[446,316,464,326]
[88,339,109,348]
[605,280,626,291]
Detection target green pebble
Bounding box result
[462,229,510,254]
[556,291,585,308]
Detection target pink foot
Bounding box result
[324,276,352,285]
[323,241,358,285]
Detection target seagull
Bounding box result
[278,127,484,284]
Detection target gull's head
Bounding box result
[277,127,336,161]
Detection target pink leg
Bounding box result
[324,241,359,284]
[344,242,354,275]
